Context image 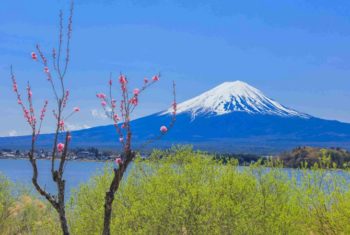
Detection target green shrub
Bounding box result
[0,173,14,233]
[2,146,350,234]
[0,173,59,235]
[70,146,350,234]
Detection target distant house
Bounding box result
[76,151,94,159]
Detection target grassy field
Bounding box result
[1,146,350,234]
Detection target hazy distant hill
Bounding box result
[278,146,350,168]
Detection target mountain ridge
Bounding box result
[1,81,349,154]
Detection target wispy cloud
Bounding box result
[8,130,17,136]
[91,109,108,119]
[65,123,91,131]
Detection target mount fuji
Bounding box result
[162,81,308,118]
[1,81,350,154]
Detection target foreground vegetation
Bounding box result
[1,146,350,234]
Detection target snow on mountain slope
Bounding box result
[163,81,309,119]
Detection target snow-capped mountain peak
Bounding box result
[163,81,308,118]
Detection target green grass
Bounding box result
[1,146,350,234]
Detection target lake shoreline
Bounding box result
[0,156,109,163]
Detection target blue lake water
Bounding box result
[0,159,108,195]
[1,159,350,197]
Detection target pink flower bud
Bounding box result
[57,143,65,153]
[44,67,49,73]
[101,101,107,106]
[115,157,122,165]
[121,84,127,92]
[160,125,168,133]
[152,75,159,81]
[67,135,72,141]
[119,75,127,85]
[96,93,106,99]
[31,52,37,60]
[74,107,80,112]
[130,97,138,106]
[144,78,148,83]
[109,79,112,86]
[133,88,140,95]
[119,137,124,142]
[59,120,65,130]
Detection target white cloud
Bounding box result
[65,123,91,131]
[8,130,17,136]
[91,109,108,119]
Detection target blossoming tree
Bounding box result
[96,74,176,235]
[10,2,76,235]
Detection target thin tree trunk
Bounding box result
[58,206,69,235]
[56,133,70,235]
[28,132,71,235]
[102,151,134,235]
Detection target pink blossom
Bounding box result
[67,135,72,142]
[17,99,22,105]
[59,120,64,130]
[74,107,80,112]
[119,75,127,85]
[111,99,117,108]
[152,75,159,81]
[115,157,122,165]
[40,101,48,120]
[44,67,49,73]
[31,52,37,60]
[113,114,119,122]
[133,88,140,95]
[121,85,126,92]
[160,125,168,133]
[57,143,65,153]
[172,102,177,115]
[130,97,138,106]
[101,101,107,106]
[63,90,70,108]
[112,104,116,108]
[96,93,106,99]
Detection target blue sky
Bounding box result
[1,0,350,136]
